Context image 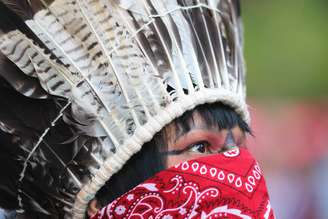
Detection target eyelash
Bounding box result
[162,132,244,156]
[162,141,212,155]
[188,141,210,153]
[188,140,239,154]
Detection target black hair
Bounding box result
[95,102,251,207]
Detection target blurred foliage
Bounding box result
[242,0,328,100]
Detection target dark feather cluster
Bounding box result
[0,3,84,214]
[0,76,74,218]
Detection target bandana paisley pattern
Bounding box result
[91,148,275,219]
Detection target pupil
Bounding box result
[196,144,206,153]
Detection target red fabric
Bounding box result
[91,148,275,219]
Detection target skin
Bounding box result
[87,111,247,217]
[164,112,246,167]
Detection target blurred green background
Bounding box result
[242,2,328,218]
[242,0,328,100]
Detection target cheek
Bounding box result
[166,154,208,167]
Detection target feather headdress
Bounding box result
[0,0,248,218]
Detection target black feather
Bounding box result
[0,53,50,99]
[0,1,32,32]
[0,0,49,20]
[0,1,51,56]
[0,81,81,218]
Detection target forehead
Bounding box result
[184,111,219,131]
[164,110,220,145]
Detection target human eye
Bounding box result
[187,141,210,154]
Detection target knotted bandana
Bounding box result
[91,148,275,219]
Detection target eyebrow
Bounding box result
[163,130,237,156]
[172,118,216,145]
[173,118,195,143]
[172,126,210,145]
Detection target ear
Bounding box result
[87,199,99,218]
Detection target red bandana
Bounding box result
[90,148,275,219]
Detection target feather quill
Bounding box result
[27,1,138,138]
[196,0,221,88]
[150,0,198,92]
[24,14,125,141]
[208,0,230,89]
[0,28,123,215]
[109,4,169,111]
[110,1,173,109]
[95,1,169,117]
[136,0,185,97]
[179,1,211,89]
[77,0,143,122]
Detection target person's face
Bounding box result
[87,111,248,217]
[164,112,247,167]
